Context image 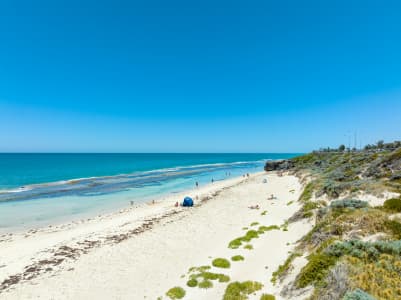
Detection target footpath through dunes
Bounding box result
[0,172,312,300]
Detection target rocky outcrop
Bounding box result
[264,160,294,171]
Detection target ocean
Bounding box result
[0,153,299,232]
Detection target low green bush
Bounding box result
[231,255,244,261]
[212,258,231,268]
[186,278,198,287]
[383,198,401,212]
[166,287,186,299]
[223,281,263,300]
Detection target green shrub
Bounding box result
[261,210,268,215]
[198,279,213,289]
[223,281,263,300]
[383,198,401,212]
[342,289,376,300]
[212,258,231,268]
[186,278,198,287]
[330,199,369,209]
[260,294,276,300]
[231,255,244,261]
[385,220,401,239]
[166,287,186,299]
[326,239,401,260]
[296,253,337,288]
[287,201,294,206]
[250,222,259,226]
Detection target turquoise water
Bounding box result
[0,153,299,232]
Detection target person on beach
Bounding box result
[196,181,199,188]
[174,201,179,207]
[248,204,260,209]
[211,178,214,183]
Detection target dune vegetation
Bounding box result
[268,141,401,300]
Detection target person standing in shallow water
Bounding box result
[195,181,199,188]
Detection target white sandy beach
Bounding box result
[0,172,312,300]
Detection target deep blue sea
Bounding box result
[0,153,299,232]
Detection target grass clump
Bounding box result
[287,201,294,206]
[258,225,280,233]
[271,252,302,284]
[223,281,263,300]
[231,255,245,261]
[229,238,243,249]
[212,258,231,268]
[188,265,210,273]
[296,252,337,288]
[383,198,401,212]
[228,229,262,248]
[166,287,186,299]
[261,210,268,215]
[250,222,260,226]
[244,244,253,250]
[186,278,198,287]
[260,294,276,300]
[218,274,230,282]
[188,265,230,287]
[299,182,314,202]
[198,279,213,289]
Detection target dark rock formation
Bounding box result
[264,160,294,172]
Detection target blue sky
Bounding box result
[1,0,401,152]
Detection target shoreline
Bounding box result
[0,171,312,299]
[0,172,255,236]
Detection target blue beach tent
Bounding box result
[183,196,194,207]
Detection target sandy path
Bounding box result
[1,173,312,300]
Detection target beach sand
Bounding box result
[0,172,312,299]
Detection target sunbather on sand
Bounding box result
[268,194,276,200]
[248,204,260,209]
